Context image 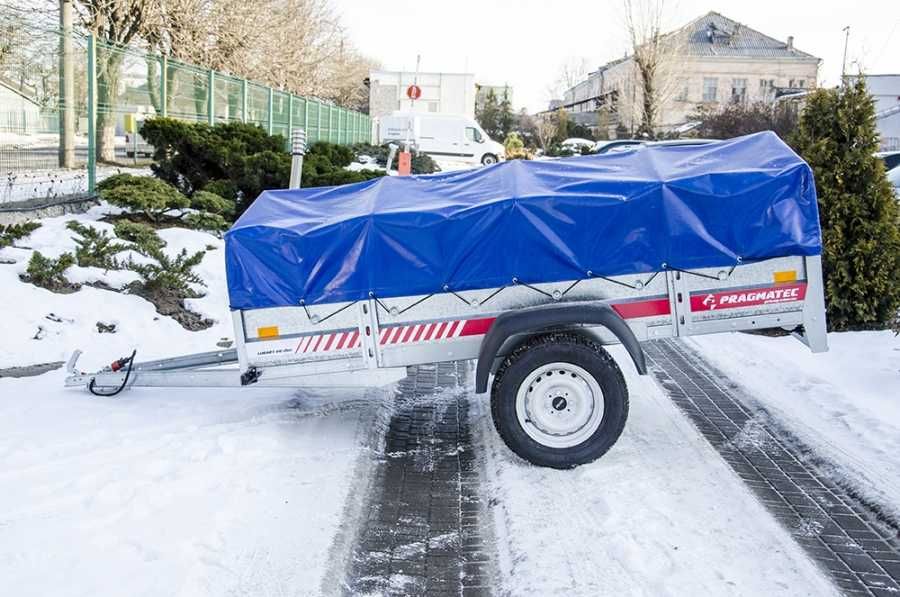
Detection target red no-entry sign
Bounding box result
[406,84,422,100]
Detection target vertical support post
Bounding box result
[267,87,274,134]
[328,105,334,143]
[206,69,216,126]
[241,78,248,123]
[207,69,215,125]
[86,33,97,194]
[287,94,294,151]
[317,101,322,143]
[58,0,75,168]
[303,98,309,138]
[160,55,168,117]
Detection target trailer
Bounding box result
[66,131,827,469]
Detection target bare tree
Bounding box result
[621,0,682,137]
[546,56,590,106]
[72,0,150,161]
[535,111,560,152]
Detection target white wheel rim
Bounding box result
[515,362,605,449]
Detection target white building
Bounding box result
[558,12,820,137]
[848,74,900,151]
[368,70,476,120]
[0,79,42,135]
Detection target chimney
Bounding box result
[787,36,794,50]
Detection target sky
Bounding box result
[331,0,900,113]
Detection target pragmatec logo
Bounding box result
[691,283,807,311]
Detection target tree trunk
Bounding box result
[95,47,124,162]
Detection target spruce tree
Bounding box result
[476,90,500,139]
[791,78,900,330]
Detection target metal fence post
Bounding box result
[207,69,215,125]
[267,87,274,134]
[328,105,334,143]
[241,78,248,123]
[86,33,97,194]
[287,94,294,151]
[160,55,168,117]
[317,101,322,143]
[304,98,309,140]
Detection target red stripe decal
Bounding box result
[691,282,807,312]
[310,335,323,352]
[433,321,448,340]
[391,327,405,344]
[459,317,495,337]
[611,298,671,319]
[401,326,416,343]
[380,328,391,345]
[346,330,359,349]
[413,325,427,342]
[303,336,316,353]
[445,321,459,337]
[323,334,337,352]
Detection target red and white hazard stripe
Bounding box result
[380,317,494,346]
[294,329,361,354]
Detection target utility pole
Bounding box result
[841,26,850,86]
[58,0,75,168]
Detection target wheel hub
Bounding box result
[515,362,605,449]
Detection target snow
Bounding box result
[689,330,900,516]
[2,190,892,595]
[0,202,391,596]
[477,345,840,597]
[0,205,231,370]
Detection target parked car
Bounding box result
[876,151,900,171]
[124,131,153,158]
[377,112,505,166]
[594,139,644,154]
[888,165,900,199]
[561,138,595,152]
[594,138,716,155]
[646,138,718,148]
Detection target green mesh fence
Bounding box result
[2,26,371,204]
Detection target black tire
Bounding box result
[481,154,498,166]
[490,332,629,469]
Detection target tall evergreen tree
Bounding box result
[476,90,501,139]
[792,78,900,330]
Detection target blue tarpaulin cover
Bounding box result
[225,131,821,310]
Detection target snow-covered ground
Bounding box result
[477,345,839,597]
[0,204,389,596]
[690,331,900,516]
[3,199,896,596]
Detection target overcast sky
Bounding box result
[331,0,899,113]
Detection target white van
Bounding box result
[377,112,505,166]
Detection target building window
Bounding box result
[731,78,747,103]
[759,79,775,97]
[702,77,717,102]
[676,77,689,101]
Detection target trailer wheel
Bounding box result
[481,154,498,165]
[490,333,628,469]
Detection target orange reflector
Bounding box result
[257,326,280,339]
[773,270,797,284]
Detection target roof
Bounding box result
[594,11,819,72]
[0,78,40,106]
[679,12,819,60]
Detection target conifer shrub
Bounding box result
[66,221,129,269]
[792,78,900,330]
[0,221,41,248]
[24,251,77,292]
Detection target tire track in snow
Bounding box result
[646,339,900,597]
